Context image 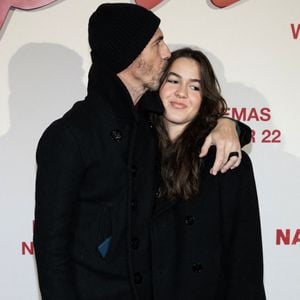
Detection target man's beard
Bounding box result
[146,76,160,91]
[145,62,167,91]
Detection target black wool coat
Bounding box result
[34,61,253,300]
[150,150,266,300]
[34,63,163,300]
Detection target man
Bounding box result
[33,3,250,300]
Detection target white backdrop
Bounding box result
[0,0,299,299]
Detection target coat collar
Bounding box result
[85,61,164,121]
[137,91,164,116]
[86,61,135,120]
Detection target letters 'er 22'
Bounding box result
[0,0,57,30]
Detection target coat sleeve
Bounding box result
[220,152,266,299]
[235,120,252,148]
[33,120,84,299]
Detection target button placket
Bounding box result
[134,272,143,284]
[131,237,140,250]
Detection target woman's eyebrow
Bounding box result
[168,71,201,83]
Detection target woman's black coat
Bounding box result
[151,150,266,299]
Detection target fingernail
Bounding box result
[210,169,217,176]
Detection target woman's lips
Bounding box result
[170,101,187,109]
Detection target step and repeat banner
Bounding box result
[0,0,299,299]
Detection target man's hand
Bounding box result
[199,118,241,175]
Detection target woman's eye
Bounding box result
[166,79,178,84]
[190,85,201,91]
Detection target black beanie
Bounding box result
[88,3,161,73]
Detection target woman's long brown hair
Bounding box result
[153,48,227,201]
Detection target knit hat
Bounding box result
[88,3,161,73]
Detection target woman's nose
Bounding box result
[175,85,187,98]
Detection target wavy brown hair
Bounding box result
[153,48,227,201]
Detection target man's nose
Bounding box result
[161,42,171,59]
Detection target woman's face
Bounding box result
[159,57,203,134]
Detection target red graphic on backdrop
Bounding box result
[291,24,300,39]
[135,0,242,9]
[0,0,249,32]
[21,220,35,255]
[276,229,300,245]
[225,107,271,122]
[211,0,240,8]
[0,0,56,30]
[22,241,34,255]
[135,0,164,10]
[225,106,282,144]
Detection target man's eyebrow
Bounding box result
[168,71,201,83]
[152,35,164,44]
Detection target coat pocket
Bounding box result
[95,205,114,260]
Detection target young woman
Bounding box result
[150,48,266,299]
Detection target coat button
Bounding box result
[184,215,196,225]
[192,263,203,273]
[134,272,143,284]
[131,165,137,177]
[131,237,140,250]
[110,130,122,142]
[155,189,161,199]
[131,198,137,211]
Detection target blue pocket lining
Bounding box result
[97,236,112,258]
